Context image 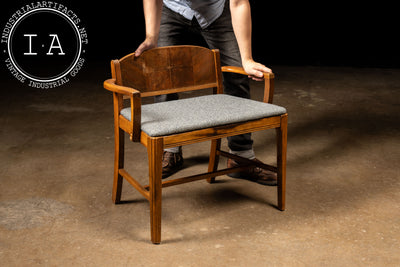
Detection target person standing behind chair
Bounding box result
[135,0,277,186]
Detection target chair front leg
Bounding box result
[147,137,164,244]
[276,114,288,211]
[207,139,221,183]
[112,127,124,204]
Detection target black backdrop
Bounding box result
[2,0,399,68]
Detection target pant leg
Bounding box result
[200,2,253,151]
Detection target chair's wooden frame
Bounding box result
[103,46,287,244]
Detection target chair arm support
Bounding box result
[221,66,275,103]
[104,78,142,142]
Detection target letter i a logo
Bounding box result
[23,33,66,56]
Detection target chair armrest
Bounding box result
[103,78,142,142]
[221,66,275,103]
[221,66,275,79]
[103,78,140,96]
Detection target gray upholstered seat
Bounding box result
[120,94,287,137]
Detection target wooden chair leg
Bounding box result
[207,139,221,183]
[276,114,288,211]
[112,127,124,204]
[147,137,163,244]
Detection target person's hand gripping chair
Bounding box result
[103,45,288,244]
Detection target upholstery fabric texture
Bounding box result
[120,94,286,137]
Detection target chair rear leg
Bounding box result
[147,137,163,244]
[207,139,221,183]
[112,127,124,204]
[276,114,288,211]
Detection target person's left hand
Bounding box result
[134,36,158,57]
[242,59,272,81]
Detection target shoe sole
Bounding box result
[227,172,277,186]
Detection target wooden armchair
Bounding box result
[103,45,287,244]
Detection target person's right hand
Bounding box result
[134,36,158,57]
[242,59,272,81]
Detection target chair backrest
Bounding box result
[111,45,223,97]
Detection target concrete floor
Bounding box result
[0,65,399,266]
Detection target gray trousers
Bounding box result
[157,3,253,152]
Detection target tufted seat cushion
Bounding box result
[120,94,287,137]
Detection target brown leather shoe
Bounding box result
[162,151,184,179]
[227,158,277,186]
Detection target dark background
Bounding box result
[1,0,399,83]
[82,1,398,67]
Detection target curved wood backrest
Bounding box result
[111,45,222,97]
